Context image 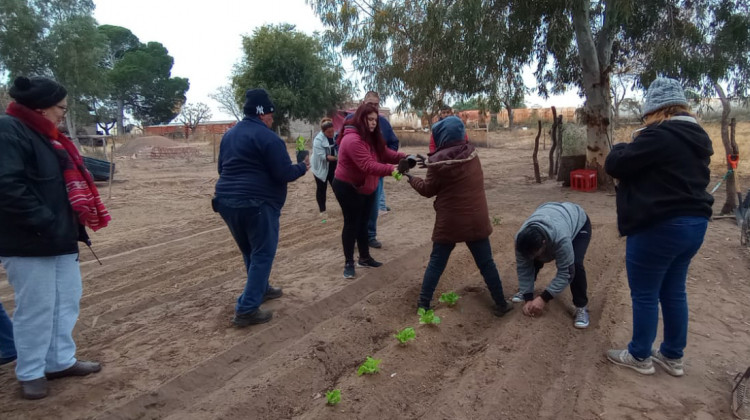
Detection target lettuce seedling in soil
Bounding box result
[394,327,416,344]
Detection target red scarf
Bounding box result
[6,102,111,231]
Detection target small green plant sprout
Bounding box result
[492,215,502,226]
[394,327,416,344]
[439,291,461,307]
[295,135,307,151]
[417,307,441,325]
[325,389,341,406]
[357,356,382,376]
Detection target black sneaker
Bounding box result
[343,262,356,279]
[493,303,513,317]
[232,308,273,327]
[263,286,283,302]
[357,257,383,268]
[368,238,382,249]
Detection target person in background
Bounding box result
[0,76,111,400]
[213,88,309,328]
[406,116,512,317]
[513,202,592,329]
[361,91,399,249]
[311,117,338,223]
[333,102,408,279]
[0,302,17,366]
[605,77,713,376]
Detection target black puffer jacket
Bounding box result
[0,115,79,256]
[605,116,714,236]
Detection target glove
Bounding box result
[397,158,411,174]
[416,154,427,168]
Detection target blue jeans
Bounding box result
[419,238,507,308]
[0,254,82,381]
[0,301,16,362]
[367,177,384,240]
[626,216,708,360]
[214,197,280,315]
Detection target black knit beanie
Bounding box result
[8,76,67,109]
[243,88,275,116]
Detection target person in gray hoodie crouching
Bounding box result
[513,202,591,329]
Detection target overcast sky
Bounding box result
[93,0,583,121]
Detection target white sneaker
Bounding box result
[574,307,590,329]
[511,292,524,303]
[320,211,327,223]
[651,349,684,377]
[607,349,655,375]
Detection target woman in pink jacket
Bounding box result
[333,103,407,279]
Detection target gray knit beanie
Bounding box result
[642,77,688,116]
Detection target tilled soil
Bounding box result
[1,133,748,420]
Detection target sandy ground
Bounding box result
[1,130,749,420]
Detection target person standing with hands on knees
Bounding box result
[213,88,309,328]
[406,116,512,316]
[311,118,337,223]
[333,102,408,279]
[514,202,592,329]
[604,77,713,376]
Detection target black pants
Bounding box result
[535,216,591,307]
[332,178,375,264]
[314,164,336,212]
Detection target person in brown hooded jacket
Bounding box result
[406,116,512,316]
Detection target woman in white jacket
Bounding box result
[311,118,338,222]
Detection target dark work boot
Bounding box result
[46,360,102,380]
[493,302,513,317]
[263,286,283,302]
[19,378,48,400]
[232,308,273,327]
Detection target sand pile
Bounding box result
[117,136,180,156]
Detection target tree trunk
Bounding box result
[714,82,736,214]
[116,98,125,136]
[532,120,542,183]
[555,115,563,179]
[571,0,614,189]
[549,106,558,178]
[506,102,514,130]
[65,99,81,149]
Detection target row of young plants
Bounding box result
[324,291,461,406]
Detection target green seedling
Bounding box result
[295,135,307,151]
[439,292,461,307]
[356,356,382,376]
[417,308,441,325]
[393,327,416,344]
[325,389,341,406]
[492,215,502,226]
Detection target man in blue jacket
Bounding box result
[362,91,399,248]
[213,88,309,327]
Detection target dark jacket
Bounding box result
[214,116,307,210]
[604,116,714,236]
[0,115,79,256]
[408,143,492,243]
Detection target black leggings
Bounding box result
[314,165,336,212]
[332,178,375,264]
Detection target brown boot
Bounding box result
[46,360,101,380]
[19,378,48,400]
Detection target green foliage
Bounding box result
[232,24,352,131]
[295,136,307,151]
[492,216,502,226]
[417,308,441,325]
[325,389,341,405]
[438,292,461,307]
[356,356,381,376]
[393,327,416,344]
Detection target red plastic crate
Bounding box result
[570,169,597,192]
